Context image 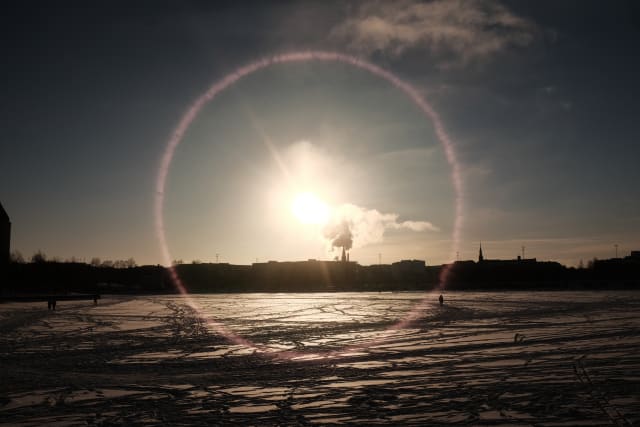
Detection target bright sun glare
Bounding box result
[291,192,330,225]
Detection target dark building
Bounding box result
[391,259,427,285]
[391,259,426,274]
[250,259,359,291]
[477,243,537,264]
[0,201,10,283]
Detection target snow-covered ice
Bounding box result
[1,291,639,425]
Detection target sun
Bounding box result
[291,192,330,225]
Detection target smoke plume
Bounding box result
[322,203,438,251]
[323,220,353,250]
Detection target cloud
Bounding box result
[330,0,539,66]
[323,203,438,250]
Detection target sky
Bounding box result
[1,0,639,267]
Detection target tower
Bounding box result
[478,242,484,263]
[341,247,346,263]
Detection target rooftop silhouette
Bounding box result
[3,249,639,295]
[0,201,10,282]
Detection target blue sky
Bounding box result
[1,1,639,266]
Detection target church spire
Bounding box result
[478,242,484,262]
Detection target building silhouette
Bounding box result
[476,243,537,264]
[0,201,10,283]
[391,260,426,284]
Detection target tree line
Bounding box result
[10,250,137,269]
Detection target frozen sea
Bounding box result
[1,291,639,425]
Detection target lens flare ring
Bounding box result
[155,51,463,359]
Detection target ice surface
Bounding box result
[1,291,639,425]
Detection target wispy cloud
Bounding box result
[330,0,539,67]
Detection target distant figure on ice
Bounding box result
[439,294,444,307]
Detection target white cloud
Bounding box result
[330,0,539,66]
[324,203,438,250]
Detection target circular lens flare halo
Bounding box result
[155,51,463,360]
